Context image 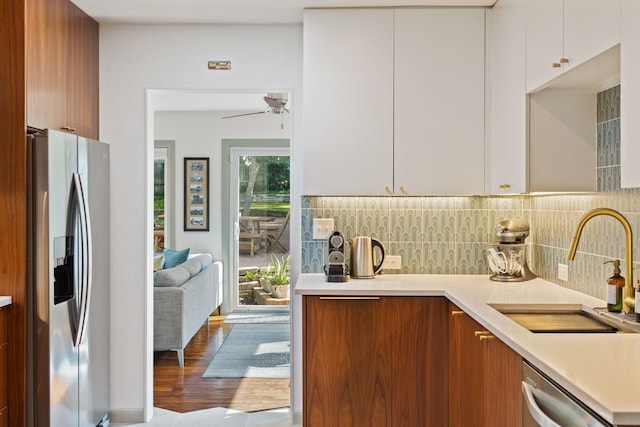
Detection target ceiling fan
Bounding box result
[221,93,289,127]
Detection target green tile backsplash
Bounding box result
[597,85,621,192]
[300,86,640,302]
[301,191,640,301]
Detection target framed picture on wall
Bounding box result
[184,157,209,231]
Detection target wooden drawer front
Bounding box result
[0,308,5,344]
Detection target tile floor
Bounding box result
[111,407,295,427]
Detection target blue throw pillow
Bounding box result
[163,248,190,268]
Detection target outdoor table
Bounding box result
[239,216,275,255]
[239,216,275,234]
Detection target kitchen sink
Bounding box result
[489,303,640,333]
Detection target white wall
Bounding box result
[154,110,291,259]
[100,24,302,422]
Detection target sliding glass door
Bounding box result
[230,146,290,311]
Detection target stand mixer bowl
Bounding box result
[488,218,536,282]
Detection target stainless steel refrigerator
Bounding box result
[27,129,110,427]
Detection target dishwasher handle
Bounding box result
[522,381,564,427]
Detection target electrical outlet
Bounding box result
[558,263,569,281]
[312,218,334,239]
[382,255,402,270]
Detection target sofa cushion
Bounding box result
[154,265,190,287]
[181,258,202,277]
[163,247,190,268]
[190,253,213,270]
[153,254,164,270]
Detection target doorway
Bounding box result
[228,144,290,312]
[150,91,293,416]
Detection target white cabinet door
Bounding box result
[621,0,640,188]
[393,9,485,195]
[487,0,527,194]
[526,0,620,93]
[302,9,394,195]
[525,0,563,92]
[563,0,620,73]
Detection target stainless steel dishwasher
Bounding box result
[522,361,612,427]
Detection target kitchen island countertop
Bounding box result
[0,296,11,308]
[296,274,640,426]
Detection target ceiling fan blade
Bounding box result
[221,111,266,119]
[264,96,284,109]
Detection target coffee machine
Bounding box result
[323,231,349,282]
[487,218,536,282]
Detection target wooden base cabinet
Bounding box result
[449,303,522,427]
[303,296,448,427]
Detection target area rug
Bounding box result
[202,323,290,378]
[224,312,290,324]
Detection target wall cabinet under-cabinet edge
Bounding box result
[302,8,485,196]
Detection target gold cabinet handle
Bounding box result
[552,62,561,68]
[385,186,393,195]
[474,330,491,336]
[499,184,511,191]
[479,335,495,341]
[560,57,569,64]
[451,310,464,316]
[61,126,77,132]
[399,185,408,195]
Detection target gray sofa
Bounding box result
[153,254,223,367]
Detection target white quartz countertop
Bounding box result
[295,274,640,426]
[0,296,11,308]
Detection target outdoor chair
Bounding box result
[263,211,290,253]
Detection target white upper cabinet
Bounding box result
[621,0,640,188]
[394,9,485,195]
[525,0,564,92]
[302,8,485,195]
[563,0,620,73]
[302,9,394,195]
[526,0,620,93]
[486,0,527,194]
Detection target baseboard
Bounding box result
[109,408,145,424]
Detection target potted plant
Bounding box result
[246,254,290,299]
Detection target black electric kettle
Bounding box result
[349,236,385,279]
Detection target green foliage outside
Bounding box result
[154,159,166,228]
[240,155,290,217]
[245,254,291,286]
[243,201,289,213]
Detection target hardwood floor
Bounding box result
[153,315,291,413]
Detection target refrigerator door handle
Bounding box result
[72,173,93,347]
